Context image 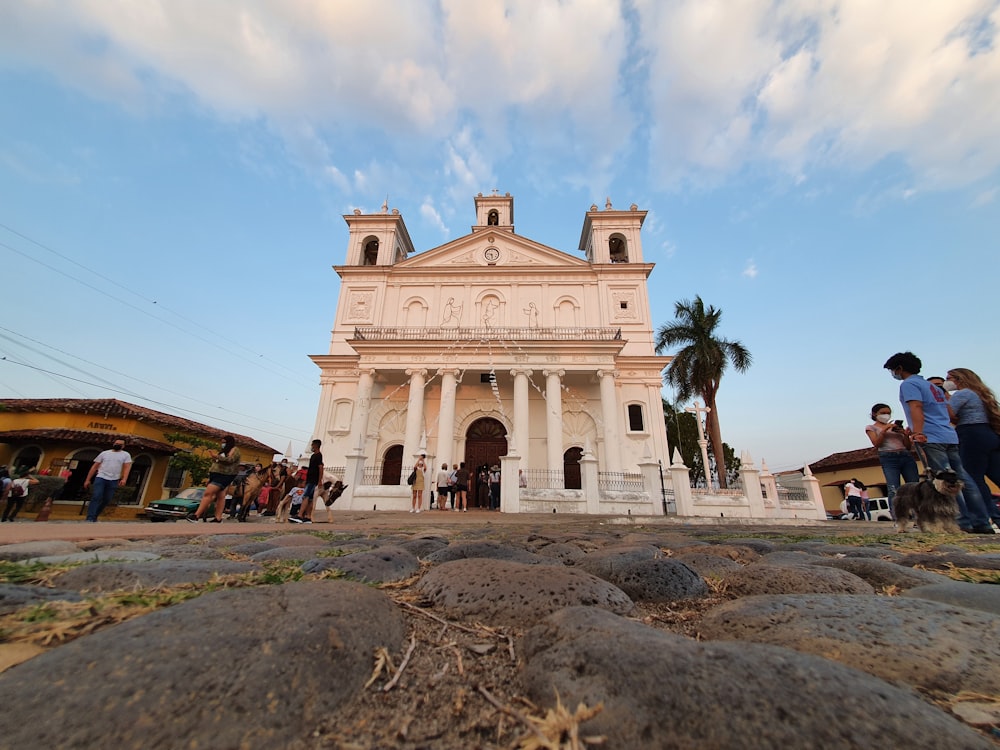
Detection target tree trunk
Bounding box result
[705,397,729,489]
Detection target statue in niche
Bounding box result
[482,298,499,327]
[523,301,539,328]
[441,297,462,328]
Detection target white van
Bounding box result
[839,496,893,521]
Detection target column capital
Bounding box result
[542,368,565,379]
[405,368,428,379]
[510,367,533,378]
[595,368,619,380]
[437,367,462,378]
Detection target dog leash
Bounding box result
[910,440,935,481]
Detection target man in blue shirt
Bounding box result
[883,352,994,533]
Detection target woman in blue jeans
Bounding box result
[866,403,920,518]
[945,368,1000,526]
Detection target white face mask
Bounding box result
[876,414,892,424]
[943,380,958,392]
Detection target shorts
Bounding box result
[455,484,468,492]
[303,483,317,500]
[208,472,237,490]
[438,486,450,494]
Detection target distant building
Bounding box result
[0,398,277,516]
[807,447,894,513]
[310,192,672,511]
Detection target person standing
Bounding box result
[84,439,132,523]
[883,352,993,533]
[488,465,501,510]
[436,463,451,512]
[2,467,38,522]
[295,439,324,523]
[410,453,427,513]
[944,368,1000,528]
[843,478,863,520]
[865,403,920,517]
[187,435,240,524]
[454,461,469,512]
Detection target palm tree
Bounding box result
[655,296,751,489]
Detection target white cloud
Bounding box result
[420,197,450,236]
[742,259,759,279]
[972,187,997,207]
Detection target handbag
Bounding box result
[407,469,417,485]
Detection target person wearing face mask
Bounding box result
[83,439,132,522]
[188,435,241,523]
[865,403,920,518]
[883,352,993,533]
[944,368,1000,529]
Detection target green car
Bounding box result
[146,487,215,521]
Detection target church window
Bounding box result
[487,209,499,226]
[627,404,645,432]
[609,235,628,263]
[363,237,379,265]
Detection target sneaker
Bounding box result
[185,514,199,523]
[463,508,467,512]
[409,508,415,513]
[209,518,223,524]
[415,508,421,514]
[453,508,458,512]
[289,516,304,524]
[302,518,312,524]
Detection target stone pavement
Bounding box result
[0,513,998,748]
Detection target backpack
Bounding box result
[10,482,24,498]
[406,469,417,486]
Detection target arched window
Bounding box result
[363,237,379,265]
[381,445,404,485]
[627,404,645,432]
[487,209,499,226]
[13,446,41,474]
[563,447,582,490]
[609,234,628,263]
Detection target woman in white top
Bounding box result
[865,402,919,518]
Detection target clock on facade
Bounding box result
[484,246,500,262]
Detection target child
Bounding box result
[276,479,305,523]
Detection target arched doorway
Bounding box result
[465,418,507,508]
[563,447,582,490]
[381,445,403,485]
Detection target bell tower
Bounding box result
[472,191,515,234]
[342,200,415,266]
[578,198,647,264]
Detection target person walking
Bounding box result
[866,403,920,518]
[296,439,324,523]
[410,454,427,513]
[843,478,863,520]
[83,438,132,522]
[488,465,501,510]
[944,368,1000,529]
[187,435,240,524]
[2,467,38,522]
[454,461,469,512]
[883,352,993,533]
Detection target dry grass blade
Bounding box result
[364,646,395,689]
[520,691,605,750]
[383,633,416,692]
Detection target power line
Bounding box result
[0,325,310,436]
[0,356,310,445]
[0,226,317,388]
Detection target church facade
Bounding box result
[310,192,672,513]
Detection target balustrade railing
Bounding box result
[352,326,621,342]
[598,471,644,492]
[523,469,565,490]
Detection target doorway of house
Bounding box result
[464,417,507,508]
[381,445,404,485]
[563,447,582,489]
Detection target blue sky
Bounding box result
[1,1,997,471]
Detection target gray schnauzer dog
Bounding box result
[893,470,963,534]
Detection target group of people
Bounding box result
[842,478,871,520]
[412,458,506,513]
[0,466,40,522]
[868,352,1000,534]
[186,438,345,524]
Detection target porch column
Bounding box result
[435,368,460,468]
[402,368,427,479]
[510,368,532,457]
[349,368,376,452]
[314,374,337,441]
[543,369,565,472]
[596,369,622,472]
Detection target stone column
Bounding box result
[668,448,695,517]
[510,368,532,456]
[596,369,622,472]
[341,449,367,511]
[500,452,520,514]
[402,368,427,480]
[580,447,600,514]
[435,368,460,469]
[740,453,766,518]
[637,455,664,515]
[543,369,565,472]
[349,369,376,452]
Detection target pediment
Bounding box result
[396,231,590,269]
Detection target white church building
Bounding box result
[309,191,676,514]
